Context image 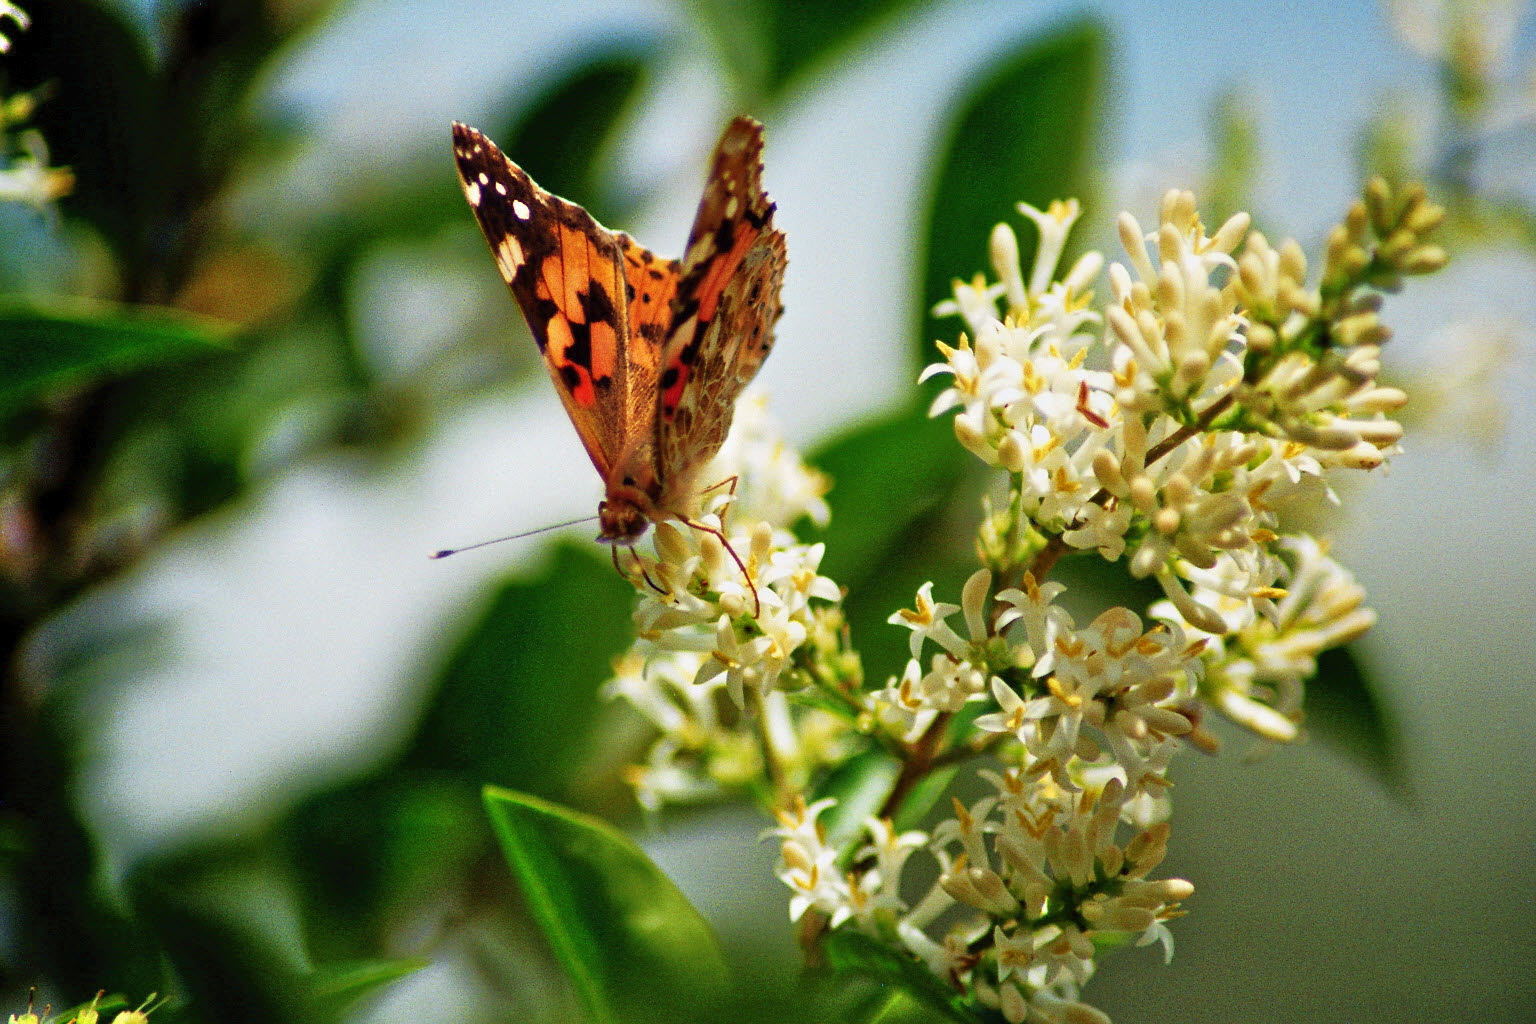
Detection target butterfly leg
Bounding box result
[612,542,668,598]
[680,516,761,619]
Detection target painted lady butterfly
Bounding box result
[451,116,787,549]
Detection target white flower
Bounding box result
[889,581,967,660]
[767,797,854,926]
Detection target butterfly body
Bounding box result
[452,117,786,546]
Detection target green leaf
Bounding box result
[812,406,965,591]
[891,764,958,834]
[822,930,981,1024]
[0,303,231,414]
[483,787,728,1023]
[1306,644,1406,794]
[692,0,946,100]
[917,20,1106,369]
[284,776,488,960]
[408,542,633,800]
[486,46,657,226]
[809,405,977,685]
[303,957,430,1018]
[814,748,902,850]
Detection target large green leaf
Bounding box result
[812,406,965,588]
[283,776,488,962]
[485,45,657,226]
[483,787,728,1023]
[809,405,976,685]
[0,304,231,414]
[302,957,430,1019]
[692,0,946,100]
[1306,644,1405,794]
[917,21,1106,369]
[814,748,902,851]
[408,542,633,799]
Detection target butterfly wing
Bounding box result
[655,116,788,506]
[452,122,671,486]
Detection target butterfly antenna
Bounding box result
[431,515,600,559]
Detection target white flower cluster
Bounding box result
[767,775,1190,1024]
[601,396,853,811]
[607,184,1434,1024]
[925,191,1419,635]
[1154,534,1377,746]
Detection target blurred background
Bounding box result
[1,0,1533,1021]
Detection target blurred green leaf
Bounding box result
[483,787,728,1023]
[809,405,975,684]
[303,957,430,1018]
[812,408,964,590]
[918,20,1106,368]
[487,46,657,225]
[892,764,958,834]
[814,748,902,850]
[129,852,315,1024]
[408,542,633,799]
[0,303,230,414]
[284,776,488,962]
[693,0,945,100]
[1207,88,1261,228]
[1306,644,1405,793]
[822,930,980,1024]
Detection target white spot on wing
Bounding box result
[496,234,525,275]
[495,181,507,195]
[464,180,481,206]
[513,199,531,220]
[478,172,489,185]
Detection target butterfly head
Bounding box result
[598,495,652,546]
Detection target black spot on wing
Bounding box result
[712,218,734,253]
[581,279,617,326]
[565,319,593,371]
[527,295,560,352]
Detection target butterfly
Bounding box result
[451,116,787,559]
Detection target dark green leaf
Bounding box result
[483,787,728,1023]
[129,848,316,1024]
[809,405,976,685]
[1306,644,1406,794]
[814,748,902,850]
[0,304,231,414]
[892,764,958,834]
[284,777,488,962]
[917,21,1106,368]
[693,0,946,100]
[486,46,657,225]
[408,542,633,799]
[811,407,965,590]
[822,929,981,1024]
[302,957,430,1018]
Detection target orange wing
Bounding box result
[654,116,788,508]
[451,123,667,486]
